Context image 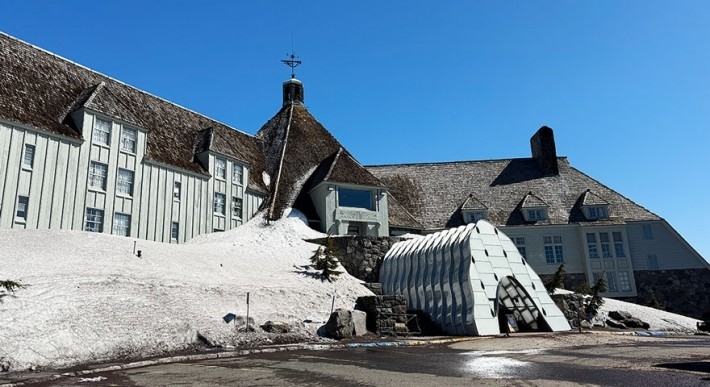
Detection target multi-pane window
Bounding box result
[85,208,104,232]
[171,222,179,242]
[642,224,654,239]
[214,193,226,215]
[586,233,598,258]
[618,271,632,292]
[543,235,564,264]
[113,213,131,236]
[606,272,618,292]
[612,232,625,257]
[116,169,134,196]
[588,206,607,219]
[215,158,226,180]
[120,128,137,153]
[89,162,108,190]
[514,237,526,259]
[93,118,111,145]
[173,182,181,201]
[592,272,603,284]
[232,197,243,219]
[23,144,35,168]
[232,164,243,185]
[16,196,29,220]
[599,232,612,258]
[647,254,659,270]
[527,209,547,221]
[466,211,486,223]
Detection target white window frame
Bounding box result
[214,193,226,215]
[618,271,632,292]
[232,196,243,219]
[587,206,608,220]
[586,233,598,258]
[642,224,654,239]
[112,213,131,236]
[85,208,104,232]
[543,235,564,264]
[513,236,526,259]
[606,272,618,292]
[232,163,243,185]
[171,222,179,242]
[599,232,612,258]
[526,208,547,221]
[120,127,137,153]
[116,168,134,197]
[89,161,108,191]
[173,181,181,201]
[23,144,35,169]
[215,158,226,180]
[612,232,625,257]
[93,118,111,146]
[16,196,29,221]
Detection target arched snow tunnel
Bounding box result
[379,220,571,336]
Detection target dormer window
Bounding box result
[586,206,608,220]
[463,210,487,224]
[525,208,548,221]
[460,194,487,224]
[579,190,610,221]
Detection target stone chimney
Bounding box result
[282,78,304,106]
[530,126,559,176]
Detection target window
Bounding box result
[338,188,372,210]
[642,224,654,239]
[215,158,226,180]
[23,144,35,168]
[527,209,547,221]
[347,224,361,236]
[120,128,137,153]
[543,235,564,264]
[232,197,243,219]
[93,118,111,145]
[588,206,608,220]
[586,233,598,258]
[16,196,29,221]
[116,169,134,196]
[465,211,486,223]
[89,162,108,190]
[232,164,243,185]
[171,222,179,242]
[173,182,181,201]
[613,232,625,257]
[113,213,130,236]
[592,272,603,284]
[599,232,612,258]
[85,208,104,232]
[647,254,659,270]
[214,193,226,215]
[606,272,618,292]
[514,237,526,259]
[619,271,632,292]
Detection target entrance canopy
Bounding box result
[379,220,570,336]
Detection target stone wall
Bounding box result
[308,236,403,283]
[538,272,588,292]
[619,269,710,319]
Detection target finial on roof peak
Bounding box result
[281,50,302,79]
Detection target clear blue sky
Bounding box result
[2,1,709,261]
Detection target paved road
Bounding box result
[28,334,710,386]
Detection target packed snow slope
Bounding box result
[0,209,372,371]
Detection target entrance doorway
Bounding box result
[495,276,552,334]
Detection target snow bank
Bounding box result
[0,209,371,371]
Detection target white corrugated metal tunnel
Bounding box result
[379,220,571,336]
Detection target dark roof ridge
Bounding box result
[267,104,295,219]
[323,147,344,181]
[1,32,253,138]
[365,156,569,168]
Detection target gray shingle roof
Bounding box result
[367,157,660,230]
[0,32,267,192]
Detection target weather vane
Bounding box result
[281,50,301,79]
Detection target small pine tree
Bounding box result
[544,264,566,294]
[310,236,343,282]
[585,273,607,318]
[574,282,590,295]
[1,280,26,293]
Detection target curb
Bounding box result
[0,336,482,387]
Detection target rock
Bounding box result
[609,311,632,321]
[351,310,368,336]
[623,317,650,330]
[322,308,354,339]
[606,318,627,329]
[261,320,291,334]
[581,320,594,329]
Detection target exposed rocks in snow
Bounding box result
[321,308,355,340]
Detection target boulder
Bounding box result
[261,321,291,334]
[322,308,354,339]
[605,318,627,329]
[622,317,650,330]
[351,310,368,336]
[608,311,632,321]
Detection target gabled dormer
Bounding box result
[580,189,609,220]
[460,194,487,224]
[520,191,549,222]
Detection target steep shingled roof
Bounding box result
[256,103,386,220]
[0,33,267,191]
[367,157,660,230]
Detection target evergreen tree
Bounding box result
[585,273,607,318]
[574,281,590,295]
[310,236,343,282]
[1,279,26,293]
[544,264,566,294]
